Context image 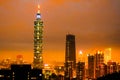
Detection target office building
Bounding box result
[88,54,95,79]
[65,34,76,80]
[104,48,111,64]
[99,63,107,77]
[94,51,104,78]
[107,61,117,74]
[76,62,85,80]
[65,34,76,68]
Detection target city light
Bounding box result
[0,0,120,80]
[44,64,49,67]
[79,50,83,55]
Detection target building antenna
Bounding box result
[37,4,40,13]
[35,0,40,13]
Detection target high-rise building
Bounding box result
[117,63,120,72]
[107,61,117,74]
[64,61,74,80]
[94,51,104,78]
[88,54,95,79]
[99,63,107,77]
[76,62,85,80]
[104,48,111,64]
[64,34,76,79]
[33,5,43,69]
[65,34,76,69]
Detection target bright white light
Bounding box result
[44,64,48,67]
[37,14,41,19]
[79,50,82,55]
[39,74,42,76]
[98,50,100,54]
[38,5,40,9]
[87,54,90,57]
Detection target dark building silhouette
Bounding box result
[30,68,42,80]
[11,64,31,80]
[65,34,76,80]
[97,71,120,80]
[65,34,76,68]
[0,64,42,80]
[0,69,12,80]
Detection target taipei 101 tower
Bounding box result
[33,4,43,69]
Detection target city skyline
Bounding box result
[0,0,120,63]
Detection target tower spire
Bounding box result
[37,4,40,13]
[36,4,41,19]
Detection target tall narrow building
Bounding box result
[65,34,76,79]
[76,62,85,80]
[65,34,76,68]
[104,48,111,64]
[88,54,95,79]
[95,51,104,78]
[33,5,43,69]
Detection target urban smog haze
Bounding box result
[0,0,120,63]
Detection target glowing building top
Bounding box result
[104,48,112,64]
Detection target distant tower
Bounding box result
[65,34,76,68]
[76,62,85,80]
[94,51,104,78]
[33,5,43,69]
[65,34,76,79]
[104,48,111,64]
[88,54,95,79]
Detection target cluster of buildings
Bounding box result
[43,34,120,80]
[0,4,44,80]
[0,3,120,80]
[64,34,120,80]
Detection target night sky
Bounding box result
[0,0,120,63]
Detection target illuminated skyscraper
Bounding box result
[88,54,95,79]
[104,48,111,64]
[33,5,43,69]
[95,51,104,78]
[65,34,76,79]
[76,62,85,80]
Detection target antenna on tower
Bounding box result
[37,4,40,13]
[35,0,40,13]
